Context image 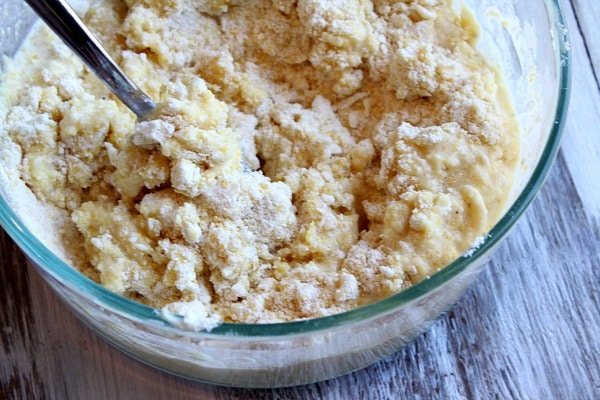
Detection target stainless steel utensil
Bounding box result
[24,0,157,120]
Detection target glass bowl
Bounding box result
[0,0,570,388]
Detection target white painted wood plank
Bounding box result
[560,0,600,221]
[572,0,600,79]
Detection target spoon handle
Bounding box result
[24,0,156,119]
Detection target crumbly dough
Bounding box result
[0,0,519,325]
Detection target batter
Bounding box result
[0,0,519,326]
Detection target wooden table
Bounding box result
[2,1,599,398]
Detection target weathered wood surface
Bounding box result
[2,0,599,398]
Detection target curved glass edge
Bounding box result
[0,0,571,338]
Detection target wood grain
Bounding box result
[572,0,600,79]
[2,0,600,399]
[560,0,600,221]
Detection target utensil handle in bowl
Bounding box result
[23,0,156,119]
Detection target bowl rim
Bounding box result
[0,0,571,337]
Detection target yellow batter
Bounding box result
[0,0,519,325]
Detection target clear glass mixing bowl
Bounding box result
[0,0,570,388]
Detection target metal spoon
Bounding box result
[24,0,157,120]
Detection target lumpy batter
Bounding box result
[0,0,519,326]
